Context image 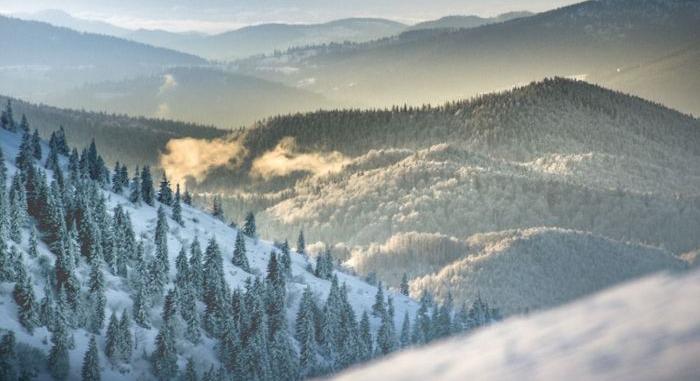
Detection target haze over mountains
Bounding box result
[235,0,700,116]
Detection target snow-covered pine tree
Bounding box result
[280,240,292,276]
[242,212,256,237]
[269,326,300,381]
[295,287,317,377]
[132,284,150,328]
[81,336,100,381]
[296,230,305,257]
[211,196,224,221]
[0,332,17,381]
[372,281,386,318]
[31,129,41,160]
[105,311,120,361]
[27,225,38,258]
[119,309,133,361]
[189,237,204,297]
[0,100,16,131]
[266,251,286,338]
[400,311,411,348]
[232,231,250,272]
[12,258,37,333]
[157,173,173,206]
[400,273,410,296]
[172,184,183,226]
[140,166,155,206]
[359,311,373,361]
[184,358,198,381]
[129,166,141,204]
[48,318,71,381]
[203,238,226,338]
[314,248,333,280]
[412,291,433,345]
[151,311,178,380]
[8,173,28,243]
[111,162,123,193]
[154,206,170,283]
[87,261,106,334]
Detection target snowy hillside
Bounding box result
[0,126,417,380]
[332,268,700,381]
[409,228,686,315]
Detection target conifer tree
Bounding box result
[154,206,170,284]
[129,167,141,204]
[359,311,373,361]
[151,316,178,380]
[270,327,300,381]
[412,292,433,345]
[105,311,120,361]
[400,273,410,296]
[13,267,37,333]
[202,238,226,338]
[211,196,224,221]
[232,231,250,272]
[297,230,305,256]
[183,189,193,206]
[184,358,199,381]
[400,311,411,348]
[140,166,155,206]
[1,100,16,131]
[242,212,256,237]
[218,315,240,373]
[87,261,106,333]
[280,240,292,276]
[0,147,7,241]
[31,129,42,160]
[112,162,123,193]
[119,310,133,361]
[172,184,183,226]
[19,114,29,134]
[132,285,150,328]
[189,237,204,297]
[27,225,39,258]
[372,281,386,318]
[266,252,286,338]
[8,173,27,243]
[48,320,70,381]
[295,287,317,376]
[314,248,333,280]
[81,336,101,381]
[0,332,17,381]
[157,173,173,206]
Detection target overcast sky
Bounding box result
[1,0,582,33]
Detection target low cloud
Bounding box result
[158,73,178,95]
[251,137,349,180]
[160,136,246,187]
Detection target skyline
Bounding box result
[2,0,581,34]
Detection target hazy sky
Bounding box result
[1,0,582,33]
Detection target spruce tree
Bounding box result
[13,271,37,333]
[400,311,411,348]
[270,327,300,381]
[314,248,333,280]
[81,336,101,381]
[280,240,292,276]
[189,237,204,297]
[242,212,256,237]
[157,173,173,206]
[111,162,123,193]
[0,332,17,381]
[172,184,183,226]
[231,231,250,272]
[129,167,141,204]
[296,230,305,256]
[359,311,373,361]
[400,273,410,296]
[8,173,27,243]
[27,225,39,258]
[1,100,16,131]
[87,261,106,334]
[132,284,150,328]
[48,320,71,381]
[119,310,133,361]
[31,129,42,160]
[184,358,198,381]
[140,166,155,206]
[105,311,120,361]
[372,281,386,318]
[295,286,317,376]
[202,238,225,338]
[151,320,178,380]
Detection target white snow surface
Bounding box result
[0,128,417,380]
[331,268,700,381]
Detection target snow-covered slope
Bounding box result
[0,127,417,380]
[409,228,686,316]
[332,268,700,381]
